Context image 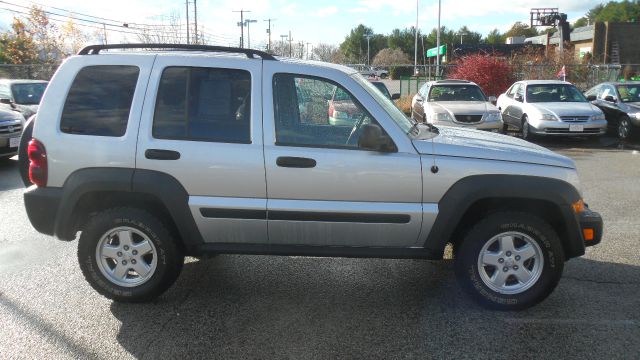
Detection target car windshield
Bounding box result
[526,84,587,103]
[11,82,47,105]
[371,82,391,98]
[616,84,640,103]
[351,73,413,134]
[428,85,486,102]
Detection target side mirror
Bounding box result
[604,95,617,103]
[391,93,400,100]
[358,124,397,152]
[514,93,524,102]
[586,95,597,101]
[0,98,14,106]
[488,96,497,104]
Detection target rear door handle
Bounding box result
[145,149,181,160]
[276,156,316,168]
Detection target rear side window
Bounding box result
[60,65,139,136]
[152,66,251,143]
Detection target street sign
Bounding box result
[426,45,446,58]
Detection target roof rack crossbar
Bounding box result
[77,43,276,60]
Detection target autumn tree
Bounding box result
[27,6,62,62]
[449,54,514,97]
[59,18,89,55]
[0,17,38,64]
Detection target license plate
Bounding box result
[9,137,19,148]
[569,124,584,132]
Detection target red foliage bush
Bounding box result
[449,55,515,97]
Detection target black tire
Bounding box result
[19,116,34,187]
[618,116,637,141]
[78,207,184,302]
[455,212,565,311]
[521,115,535,141]
[501,122,509,134]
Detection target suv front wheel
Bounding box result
[78,207,184,302]
[455,212,564,310]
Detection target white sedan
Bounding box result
[496,80,607,140]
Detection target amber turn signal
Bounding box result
[572,199,585,214]
[583,228,594,241]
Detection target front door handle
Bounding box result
[145,149,181,160]
[276,156,316,168]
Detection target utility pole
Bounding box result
[306,42,311,60]
[245,19,257,48]
[436,0,441,77]
[280,34,288,56]
[185,0,189,44]
[264,18,275,52]
[233,9,250,48]
[364,34,373,66]
[457,31,467,45]
[414,0,419,75]
[102,23,108,44]
[288,30,293,57]
[194,0,198,44]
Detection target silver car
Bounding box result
[411,80,503,131]
[497,80,607,140]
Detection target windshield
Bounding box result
[371,82,391,98]
[352,73,413,134]
[428,85,486,102]
[616,84,640,103]
[526,84,587,103]
[11,82,47,105]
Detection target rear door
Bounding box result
[262,62,423,248]
[136,55,267,244]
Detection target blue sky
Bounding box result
[0,0,603,48]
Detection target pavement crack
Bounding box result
[563,275,640,285]
[139,288,194,360]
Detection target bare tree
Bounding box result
[312,43,338,62]
[136,11,184,44]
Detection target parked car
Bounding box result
[370,81,400,100]
[584,81,640,140]
[351,65,389,79]
[411,79,503,131]
[0,107,25,161]
[0,79,48,119]
[497,80,607,140]
[24,44,602,310]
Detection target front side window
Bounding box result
[153,67,251,143]
[526,84,587,103]
[273,73,387,149]
[428,85,486,102]
[617,84,640,103]
[60,65,139,136]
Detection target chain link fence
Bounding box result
[0,64,59,80]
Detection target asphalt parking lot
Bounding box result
[1,135,639,359]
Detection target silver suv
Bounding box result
[411,80,503,131]
[24,44,602,310]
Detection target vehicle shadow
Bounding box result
[0,157,23,192]
[110,255,640,359]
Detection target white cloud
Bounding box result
[312,6,338,18]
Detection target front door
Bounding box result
[136,55,267,244]
[262,66,423,248]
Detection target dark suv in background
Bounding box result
[585,81,640,140]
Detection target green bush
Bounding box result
[389,66,413,80]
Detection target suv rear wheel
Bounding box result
[455,212,564,310]
[78,207,184,302]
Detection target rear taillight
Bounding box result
[28,138,47,187]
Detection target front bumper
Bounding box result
[530,119,607,136]
[0,131,21,158]
[579,207,603,247]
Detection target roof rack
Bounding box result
[77,43,276,60]
[435,79,471,83]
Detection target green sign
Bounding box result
[426,45,446,57]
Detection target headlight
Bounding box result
[430,112,453,122]
[484,112,502,122]
[539,113,557,121]
[591,113,606,121]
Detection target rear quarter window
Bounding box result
[60,65,140,137]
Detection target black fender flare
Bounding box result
[55,168,204,253]
[423,174,585,259]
